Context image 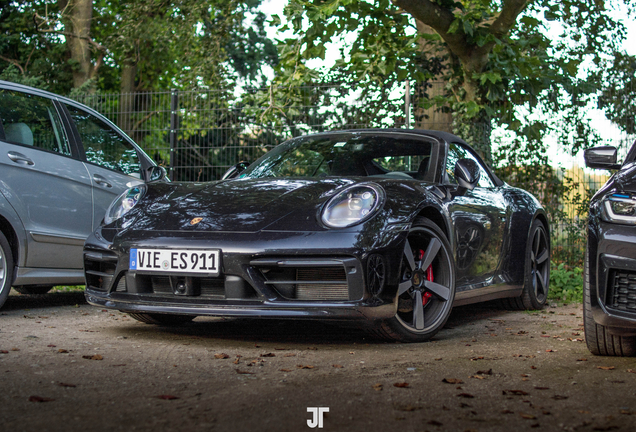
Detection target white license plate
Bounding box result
[129,248,220,275]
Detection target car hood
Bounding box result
[130,177,358,232]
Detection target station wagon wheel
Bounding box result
[376,218,455,342]
[0,231,14,309]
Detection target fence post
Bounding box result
[405,80,411,129]
[169,89,179,179]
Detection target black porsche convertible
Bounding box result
[83,129,550,342]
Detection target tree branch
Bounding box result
[392,0,471,59]
[489,0,530,39]
[33,12,107,52]
[0,55,25,74]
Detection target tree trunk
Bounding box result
[118,61,137,137]
[413,20,453,133]
[61,0,94,89]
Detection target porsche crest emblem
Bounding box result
[190,217,203,225]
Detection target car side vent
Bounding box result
[84,249,119,292]
[608,270,636,312]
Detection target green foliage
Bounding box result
[0,1,278,93]
[548,263,583,303]
[270,0,634,162]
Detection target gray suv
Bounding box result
[0,81,160,308]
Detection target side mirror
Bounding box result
[454,159,480,193]
[584,146,621,169]
[221,161,250,180]
[147,166,168,182]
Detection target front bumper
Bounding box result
[83,226,408,322]
[590,221,636,334]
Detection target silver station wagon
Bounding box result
[0,81,160,308]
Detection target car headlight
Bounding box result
[602,193,636,224]
[321,184,384,228]
[104,185,146,225]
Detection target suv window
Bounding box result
[0,89,71,155]
[65,104,140,176]
[445,143,495,188]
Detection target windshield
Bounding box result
[241,134,434,180]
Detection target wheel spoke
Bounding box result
[536,271,547,295]
[536,248,549,265]
[423,280,451,301]
[413,291,424,330]
[420,238,441,273]
[403,239,416,271]
[533,229,541,256]
[397,280,412,296]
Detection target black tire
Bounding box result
[373,218,456,342]
[501,219,550,310]
[13,285,53,295]
[128,313,195,325]
[0,231,13,310]
[583,246,636,356]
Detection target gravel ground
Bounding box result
[2,290,636,432]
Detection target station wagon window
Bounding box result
[0,90,71,155]
[445,143,495,188]
[65,104,140,176]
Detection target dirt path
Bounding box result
[2,292,636,432]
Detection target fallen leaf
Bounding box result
[332,364,343,368]
[520,413,537,419]
[530,366,537,370]
[457,393,474,398]
[236,369,255,375]
[47,345,56,348]
[534,386,550,390]
[597,366,615,370]
[476,369,493,375]
[58,383,76,388]
[551,395,568,400]
[279,369,291,372]
[307,347,318,350]
[470,356,485,361]
[214,353,230,359]
[10,348,19,351]
[502,410,514,414]
[0,350,8,354]
[435,357,442,361]
[577,358,588,362]
[503,390,529,396]
[628,369,636,374]
[58,349,68,353]
[260,353,276,357]
[82,354,103,360]
[29,396,54,403]
[442,378,463,384]
[545,349,555,353]
[427,420,443,426]
[469,375,486,380]
[393,382,410,388]
[284,353,296,357]
[297,365,315,369]
[157,395,179,400]
[578,410,590,414]
[372,383,383,391]
[394,404,422,412]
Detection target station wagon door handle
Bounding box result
[7,151,34,165]
[93,174,113,188]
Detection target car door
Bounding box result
[62,104,147,230]
[444,143,508,289]
[0,88,93,269]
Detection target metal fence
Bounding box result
[71,85,635,267]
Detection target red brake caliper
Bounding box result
[418,249,433,306]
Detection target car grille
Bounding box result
[261,266,349,301]
[148,276,225,298]
[608,270,636,312]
